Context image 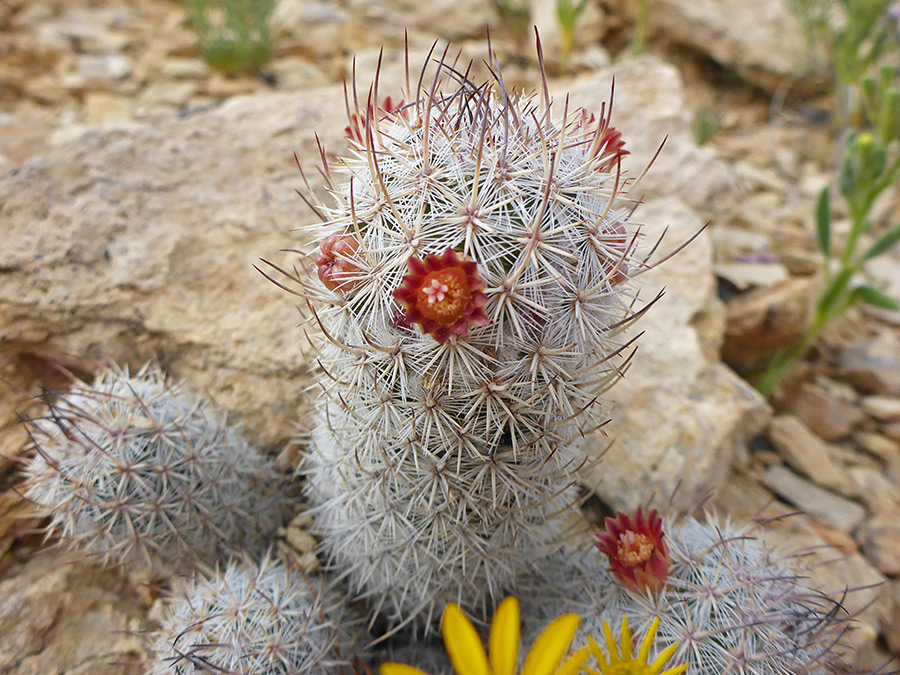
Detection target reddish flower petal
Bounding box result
[595,507,671,595]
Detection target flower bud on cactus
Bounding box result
[151,552,362,674]
[517,516,853,675]
[23,363,290,571]
[268,39,649,637]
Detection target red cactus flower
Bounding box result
[393,248,489,343]
[345,96,405,145]
[593,125,628,172]
[316,232,360,291]
[580,110,629,173]
[596,507,671,595]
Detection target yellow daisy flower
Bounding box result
[586,617,687,675]
[380,597,589,675]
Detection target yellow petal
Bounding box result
[555,646,589,675]
[586,635,609,670]
[602,622,619,663]
[638,618,660,664]
[650,643,680,674]
[522,613,579,675]
[489,597,520,675]
[620,617,632,660]
[660,666,688,675]
[442,603,490,675]
[381,664,432,675]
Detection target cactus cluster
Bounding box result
[267,42,646,637]
[23,363,290,570]
[517,514,851,675]
[151,552,358,674]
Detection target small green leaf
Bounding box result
[815,187,831,258]
[852,285,900,310]
[840,152,856,199]
[817,268,853,315]
[863,224,900,260]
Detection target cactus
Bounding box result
[23,363,290,571]
[260,37,652,637]
[264,37,650,638]
[517,515,852,675]
[151,551,361,674]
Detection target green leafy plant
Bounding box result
[756,76,900,395]
[789,0,900,124]
[694,105,721,146]
[632,0,650,55]
[491,0,533,40]
[557,0,588,67]
[182,0,277,76]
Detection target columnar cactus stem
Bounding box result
[267,38,650,637]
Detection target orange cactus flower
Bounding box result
[595,508,671,595]
[393,248,489,343]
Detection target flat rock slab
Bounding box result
[0,553,148,674]
[761,464,867,532]
[652,0,818,93]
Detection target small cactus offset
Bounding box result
[151,551,362,674]
[23,363,290,570]
[517,512,852,675]
[267,38,650,636]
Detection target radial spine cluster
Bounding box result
[277,42,646,637]
[517,517,851,675]
[23,363,289,570]
[151,552,358,674]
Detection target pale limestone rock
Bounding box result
[0,553,148,674]
[272,0,349,60]
[84,92,133,125]
[885,581,900,655]
[722,276,821,372]
[566,56,741,216]
[857,513,900,576]
[714,261,789,290]
[340,0,496,47]
[861,394,900,421]
[160,56,209,80]
[786,377,865,441]
[651,0,818,93]
[578,198,769,512]
[0,89,345,448]
[768,414,855,495]
[847,467,900,516]
[855,431,900,467]
[761,464,866,532]
[838,329,900,395]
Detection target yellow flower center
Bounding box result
[416,267,471,325]
[616,531,653,567]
